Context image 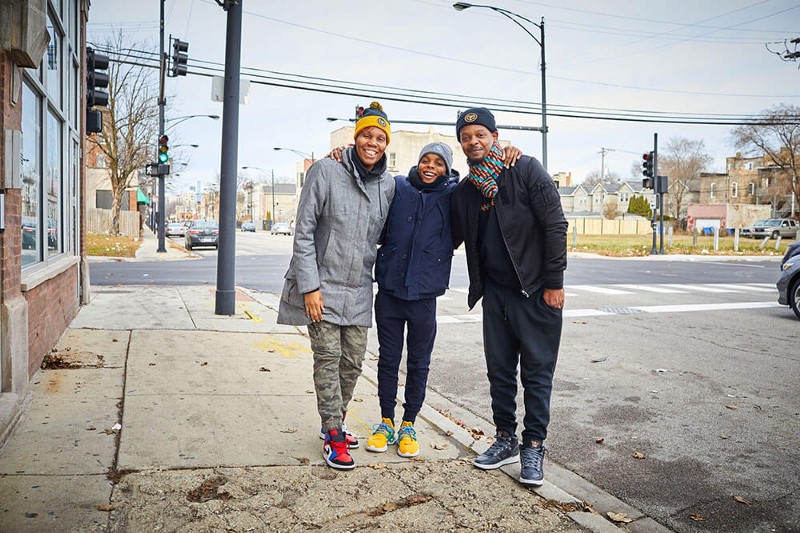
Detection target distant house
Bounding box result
[558,185,590,214]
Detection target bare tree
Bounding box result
[658,137,713,221]
[603,199,620,220]
[582,169,621,189]
[731,104,800,217]
[87,36,159,235]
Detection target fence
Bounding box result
[566,217,653,235]
[86,208,141,237]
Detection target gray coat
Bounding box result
[277,148,395,327]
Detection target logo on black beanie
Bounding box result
[464,112,478,123]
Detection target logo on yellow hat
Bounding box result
[464,112,478,123]
[378,117,387,127]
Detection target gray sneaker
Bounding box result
[520,442,546,486]
[473,433,519,470]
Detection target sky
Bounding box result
[87,0,800,193]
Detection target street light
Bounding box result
[165,114,220,130]
[453,2,548,171]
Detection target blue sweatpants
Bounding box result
[374,291,437,424]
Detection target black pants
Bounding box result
[482,279,562,443]
[375,291,437,424]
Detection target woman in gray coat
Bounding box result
[277,102,395,470]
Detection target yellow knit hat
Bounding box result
[354,101,391,144]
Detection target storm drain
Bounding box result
[598,307,644,314]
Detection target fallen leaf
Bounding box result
[633,451,645,459]
[590,356,608,363]
[112,339,119,343]
[280,428,298,434]
[734,496,752,505]
[352,397,364,402]
[725,405,738,410]
[86,427,97,431]
[430,442,449,450]
[595,437,605,444]
[305,389,314,394]
[148,362,156,366]
[445,430,454,436]
[719,435,729,439]
[689,514,705,521]
[199,361,208,366]
[97,504,115,512]
[607,512,632,523]
[258,367,270,372]
[371,463,386,469]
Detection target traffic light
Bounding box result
[170,38,188,77]
[355,105,365,120]
[158,135,169,163]
[642,151,654,178]
[642,176,652,189]
[86,47,109,134]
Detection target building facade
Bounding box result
[0,0,90,436]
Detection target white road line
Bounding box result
[712,284,776,293]
[664,284,732,293]
[569,285,635,295]
[437,301,781,324]
[615,284,687,294]
[629,301,780,313]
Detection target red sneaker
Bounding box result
[323,428,355,470]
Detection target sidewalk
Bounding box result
[0,281,667,532]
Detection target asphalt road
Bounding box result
[89,232,799,532]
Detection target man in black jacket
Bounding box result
[451,107,568,486]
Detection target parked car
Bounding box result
[166,222,186,237]
[185,219,219,249]
[741,218,799,239]
[271,222,292,236]
[777,240,800,320]
[240,221,256,232]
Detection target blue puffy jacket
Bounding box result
[375,169,459,300]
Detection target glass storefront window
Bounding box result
[21,84,41,266]
[47,110,62,253]
[46,16,62,110]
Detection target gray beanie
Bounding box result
[418,142,453,176]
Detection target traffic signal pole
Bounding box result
[214,0,243,316]
[650,133,658,255]
[157,0,167,253]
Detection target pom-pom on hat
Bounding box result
[418,142,453,177]
[354,101,391,144]
[456,107,497,138]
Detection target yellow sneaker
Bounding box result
[397,421,419,458]
[366,418,396,453]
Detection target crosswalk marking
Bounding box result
[615,284,686,294]
[663,284,731,293]
[568,285,634,295]
[711,283,775,293]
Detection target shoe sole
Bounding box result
[366,443,388,453]
[322,450,356,470]
[472,453,520,470]
[519,476,544,486]
[397,448,419,458]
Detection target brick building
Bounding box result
[1,0,90,436]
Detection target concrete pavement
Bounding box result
[0,234,670,532]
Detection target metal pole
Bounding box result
[650,133,658,255]
[157,0,166,252]
[214,0,243,316]
[271,170,275,229]
[540,17,548,172]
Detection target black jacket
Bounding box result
[451,155,568,309]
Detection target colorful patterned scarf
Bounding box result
[466,141,504,211]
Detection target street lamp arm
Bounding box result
[165,114,221,130]
[273,147,314,160]
[493,9,541,46]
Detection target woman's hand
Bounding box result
[502,146,523,168]
[304,290,324,322]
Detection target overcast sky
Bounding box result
[87,0,800,192]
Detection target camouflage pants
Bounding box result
[307,321,368,432]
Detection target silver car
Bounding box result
[777,241,800,320]
[742,218,799,239]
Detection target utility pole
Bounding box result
[214,0,243,316]
[599,147,614,182]
[157,0,167,252]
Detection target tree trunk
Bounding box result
[111,186,123,235]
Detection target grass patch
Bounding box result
[569,233,791,257]
[86,232,141,257]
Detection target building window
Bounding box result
[388,152,397,170]
[710,183,716,198]
[749,182,755,195]
[731,182,738,198]
[746,162,753,170]
[21,83,41,266]
[298,171,305,188]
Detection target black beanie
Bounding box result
[456,107,497,138]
